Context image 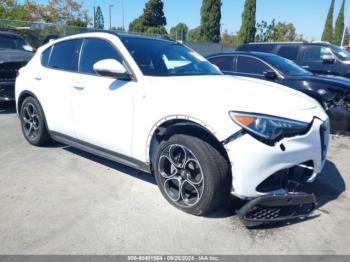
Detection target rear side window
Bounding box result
[209,56,234,72]
[79,38,123,75]
[277,46,300,61]
[237,56,270,75]
[41,46,52,66]
[48,39,81,71]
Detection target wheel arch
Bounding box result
[146,115,230,172]
[17,90,40,114]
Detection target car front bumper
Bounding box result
[0,81,15,102]
[225,117,330,199]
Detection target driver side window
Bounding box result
[79,38,123,75]
[303,46,332,62]
[237,56,270,75]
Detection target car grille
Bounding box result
[320,120,329,162]
[0,62,26,82]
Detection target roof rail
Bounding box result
[311,40,331,44]
[246,41,308,45]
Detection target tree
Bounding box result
[66,18,87,27]
[188,26,201,41]
[200,0,221,42]
[334,0,345,45]
[129,16,144,32]
[238,0,256,44]
[221,30,239,46]
[256,19,303,42]
[145,26,167,35]
[142,0,166,28]
[128,0,167,34]
[322,0,335,42]
[94,6,104,29]
[170,23,188,41]
[112,26,126,32]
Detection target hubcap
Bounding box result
[158,144,204,207]
[22,103,40,140]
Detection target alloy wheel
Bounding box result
[22,102,40,140]
[158,144,204,207]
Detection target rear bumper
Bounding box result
[226,118,330,199]
[0,81,15,102]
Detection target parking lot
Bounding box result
[0,103,350,255]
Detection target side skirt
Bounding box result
[49,131,151,174]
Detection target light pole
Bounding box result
[93,6,96,28]
[341,5,350,47]
[109,4,114,30]
[121,0,125,30]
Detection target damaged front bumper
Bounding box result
[224,117,329,226]
[237,192,317,227]
[225,117,329,199]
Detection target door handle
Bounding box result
[302,66,310,69]
[73,83,85,90]
[34,75,42,81]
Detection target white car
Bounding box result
[15,32,329,224]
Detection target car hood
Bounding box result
[145,75,326,124]
[0,49,33,63]
[292,74,350,91]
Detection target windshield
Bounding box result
[0,35,32,51]
[331,45,350,61]
[264,55,313,76]
[121,37,222,76]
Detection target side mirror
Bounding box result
[321,54,335,64]
[263,70,278,80]
[93,59,131,80]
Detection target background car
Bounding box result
[236,41,350,79]
[207,51,350,131]
[0,29,33,104]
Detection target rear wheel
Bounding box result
[20,96,51,146]
[154,134,231,216]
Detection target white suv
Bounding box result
[16,32,329,222]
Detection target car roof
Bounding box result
[59,30,175,44]
[207,51,279,59]
[0,30,23,38]
[241,41,333,48]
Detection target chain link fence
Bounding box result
[0,19,236,56]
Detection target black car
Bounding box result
[207,51,350,130]
[0,29,33,103]
[236,42,350,79]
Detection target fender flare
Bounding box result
[145,114,224,163]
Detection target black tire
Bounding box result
[20,96,51,146]
[154,134,231,216]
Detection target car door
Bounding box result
[300,45,340,76]
[38,39,82,138]
[236,55,274,80]
[70,37,136,156]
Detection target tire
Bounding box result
[154,134,231,216]
[20,96,51,146]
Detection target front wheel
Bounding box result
[154,134,231,216]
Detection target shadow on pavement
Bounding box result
[304,160,346,209]
[0,102,16,114]
[61,145,345,224]
[64,146,157,185]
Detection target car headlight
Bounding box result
[229,111,310,145]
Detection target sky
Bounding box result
[21,0,350,41]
